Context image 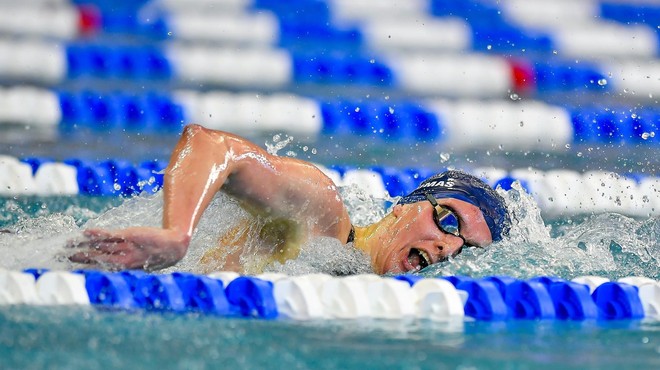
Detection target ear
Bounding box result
[392,204,404,218]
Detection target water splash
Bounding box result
[339,184,391,226]
[264,133,294,156]
[421,182,659,280]
[265,236,372,276]
[0,182,657,279]
[0,213,80,270]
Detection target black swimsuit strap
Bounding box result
[346,225,355,243]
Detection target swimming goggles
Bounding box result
[424,193,475,256]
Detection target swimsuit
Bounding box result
[346,225,355,243]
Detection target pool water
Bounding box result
[0,177,659,369]
[1,305,659,370]
[1,178,658,279]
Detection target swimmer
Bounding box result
[69,124,510,274]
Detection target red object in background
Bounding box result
[509,59,536,96]
[78,5,101,36]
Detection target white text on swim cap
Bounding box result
[419,179,455,189]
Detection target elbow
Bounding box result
[181,123,207,139]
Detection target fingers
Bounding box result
[69,250,105,264]
[67,229,127,250]
[83,228,114,238]
[69,248,147,270]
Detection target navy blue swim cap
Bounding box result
[398,170,510,241]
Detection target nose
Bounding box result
[436,234,464,260]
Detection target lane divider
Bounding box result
[6,0,657,62]
[0,37,656,99]
[0,1,658,103]
[1,87,658,147]
[1,268,658,321]
[1,156,658,217]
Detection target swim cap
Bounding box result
[398,170,510,241]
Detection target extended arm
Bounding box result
[69,124,352,270]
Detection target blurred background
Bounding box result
[0,0,658,210]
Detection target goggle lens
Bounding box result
[424,193,462,238]
[435,208,460,236]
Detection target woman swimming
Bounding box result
[69,124,510,274]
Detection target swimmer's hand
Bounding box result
[67,227,190,271]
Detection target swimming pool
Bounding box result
[2,305,659,370]
[1,0,660,368]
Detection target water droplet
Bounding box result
[577,152,583,157]
[509,93,520,101]
[302,146,308,152]
[631,113,637,119]
[167,31,172,36]
[597,78,608,86]
[439,153,450,163]
[369,59,375,64]
[113,184,121,191]
[552,50,558,55]
[519,121,524,127]
[354,107,360,112]
[565,144,571,149]
[642,132,651,140]
[389,107,394,114]
[487,45,492,50]
[311,148,317,154]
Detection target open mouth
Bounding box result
[408,248,431,271]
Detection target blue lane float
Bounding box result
[548,281,600,320]
[172,272,231,315]
[505,280,556,320]
[133,273,186,312]
[456,280,509,321]
[225,277,278,319]
[592,282,645,320]
[84,270,138,309]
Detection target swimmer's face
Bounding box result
[370,198,492,274]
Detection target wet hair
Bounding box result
[398,170,511,241]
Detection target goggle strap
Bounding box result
[425,193,439,207]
